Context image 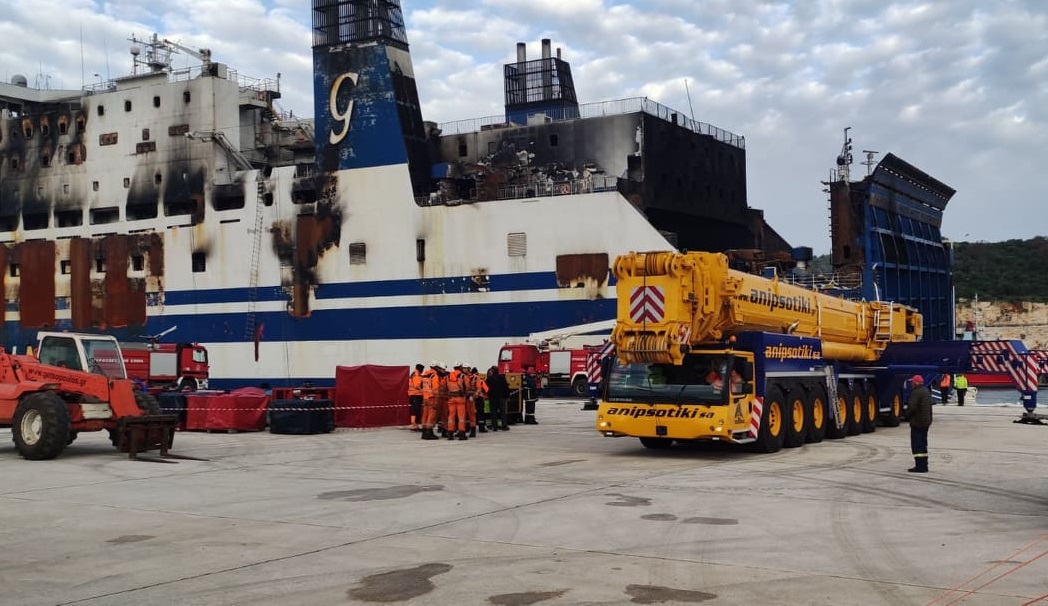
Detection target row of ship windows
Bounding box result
[1,92,190,144]
[8,254,146,278]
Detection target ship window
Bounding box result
[23,123,32,138]
[41,123,50,137]
[458,143,467,157]
[0,216,16,231]
[183,91,191,103]
[9,263,18,277]
[214,191,245,211]
[92,181,99,191]
[22,212,48,230]
[97,105,104,116]
[59,121,68,135]
[555,253,609,288]
[487,141,497,155]
[127,201,158,221]
[10,157,18,170]
[41,153,50,167]
[549,134,559,147]
[154,173,162,185]
[131,254,144,271]
[262,192,273,206]
[62,184,69,195]
[95,258,106,273]
[123,177,130,188]
[153,96,161,108]
[165,199,196,217]
[55,209,83,227]
[76,116,85,133]
[60,260,71,275]
[349,242,367,265]
[507,232,527,257]
[142,128,150,141]
[192,252,206,273]
[124,100,132,112]
[416,238,425,262]
[90,207,120,225]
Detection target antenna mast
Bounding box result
[861,150,879,176]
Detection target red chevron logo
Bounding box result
[629,285,665,323]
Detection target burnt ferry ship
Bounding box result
[0,1,789,387]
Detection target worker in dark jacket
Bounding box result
[907,375,933,473]
[522,366,539,424]
[486,366,510,431]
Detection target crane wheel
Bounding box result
[784,384,806,448]
[806,383,827,443]
[826,382,849,440]
[753,386,786,453]
[846,384,863,436]
[861,383,878,433]
[12,391,71,460]
[881,387,902,427]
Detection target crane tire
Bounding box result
[784,384,807,448]
[753,385,786,453]
[882,386,902,427]
[806,383,828,443]
[826,382,849,440]
[846,383,863,436]
[861,382,878,433]
[12,391,71,460]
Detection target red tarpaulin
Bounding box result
[334,365,409,428]
[184,387,269,431]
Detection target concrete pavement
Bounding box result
[1,400,1047,605]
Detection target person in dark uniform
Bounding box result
[522,366,539,424]
[486,366,510,431]
[907,375,933,473]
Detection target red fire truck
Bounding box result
[120,341,209,390]
[497,320,615,397]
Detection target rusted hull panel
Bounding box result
[70,239,92,329]
[18,240,56,328]
[555,253,609,288]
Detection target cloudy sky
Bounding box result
[2,0,1044,253]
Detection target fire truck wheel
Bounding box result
[753,385,785,453]
[826,382,849,440]
[639,437,673,449]
[135,392,162,415]
[178,377,197,391]
[881,386,902,427]
[861,383,878,433]
[784,384,807,448]
[12,391,71,460]
[806,383,827,444]
[571,377,588,398]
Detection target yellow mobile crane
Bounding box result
[595,251,922,452]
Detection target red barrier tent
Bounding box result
[335,365,409,428]
[185,387,269,431]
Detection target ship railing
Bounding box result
[437,97,745,149]
[416,175,619,206]
[783,271,864,292]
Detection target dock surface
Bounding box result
[2,399,1047,605]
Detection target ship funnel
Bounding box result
[517,42,526,63]
[541,38,551,59]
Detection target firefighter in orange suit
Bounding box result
[407,363,425,431]
[463,364,479,437]
[472,366,488,434]
[446,362,469,440]
[434,363,450,437]
[420,361,441,440]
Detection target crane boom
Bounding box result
[612,251,922,365]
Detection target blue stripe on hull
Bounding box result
[2,298,616,347]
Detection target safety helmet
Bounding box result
[911,374,924,385]
[429,360,440,369]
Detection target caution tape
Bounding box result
[159,405,406,413]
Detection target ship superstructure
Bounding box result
[0,0,787,387]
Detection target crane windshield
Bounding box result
[604,353,751,404]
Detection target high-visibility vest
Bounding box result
[422,369,437,399]
[940,374,951,388]
[954,374,968,389]
[475,377,488,398]
[447,369,465,396]
[408,371,424,396]
[463,373,475,397]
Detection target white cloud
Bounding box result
[2,0,1045,250]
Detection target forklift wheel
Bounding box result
[12,391,71,460]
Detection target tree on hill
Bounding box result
[953,237,1048,302]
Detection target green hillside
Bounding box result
[810,237,1048,302]
[953,237,1048,302]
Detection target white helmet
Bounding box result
[429,360,440,369]
[454,360,464,369]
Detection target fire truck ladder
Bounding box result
[244,178,266,339]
